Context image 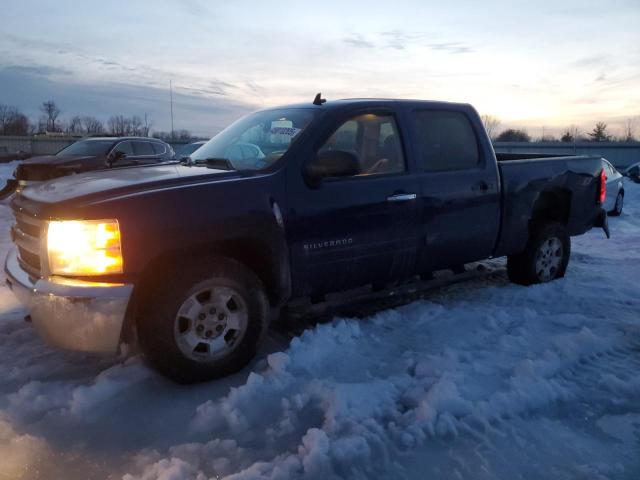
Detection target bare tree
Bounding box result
[130,115,143,136]
[0,104,31,136]
[622,118,636,142]
[142,113,153,137]
[108,115,132,136]
[108,114,155,136]
[0,104,9,131]
[39,100,61,132]
[481,115,500,140]
[67,116,83,135]
[81,116,104,134]
[175,129,193,140]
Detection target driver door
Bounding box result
[287,110,420,296]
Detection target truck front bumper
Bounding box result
[4,248,133,354]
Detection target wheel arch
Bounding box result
[135,237,291,309]
[529,187,572,230]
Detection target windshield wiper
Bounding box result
[183,157,236,170]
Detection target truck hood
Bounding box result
[16,155,102,182]
[21,163,234,205]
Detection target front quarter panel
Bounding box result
[68,172,289,286]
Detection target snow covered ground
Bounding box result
[0,163,639,480]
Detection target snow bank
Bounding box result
[0,414,53,480]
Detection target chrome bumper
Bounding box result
[4,248,133,354]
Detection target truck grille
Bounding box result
[11,201,44,278]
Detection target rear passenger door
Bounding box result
[131,140,162,165]
[408,108,500,271]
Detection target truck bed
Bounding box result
[496,152,572,161]
[494,154,604,257]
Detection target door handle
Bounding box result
[386,193,417,202]
[472,181,489,192]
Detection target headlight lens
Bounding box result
[47,219,123,275]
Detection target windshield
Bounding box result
[56,140,115,157]
[190,108,317,170]
[174,142,205,159]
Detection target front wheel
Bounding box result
[137,256,269,383]
[507,222,571,286]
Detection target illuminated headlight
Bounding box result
[47,220,123,276]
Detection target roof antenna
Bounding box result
[313,93,326,105]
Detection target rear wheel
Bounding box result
[609,191,623,216]
[507,222,570,286]
[137,256,269,383]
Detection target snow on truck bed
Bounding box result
[0,165,639,480]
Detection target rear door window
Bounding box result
[603,162,615,178]
[151,142,166,155]
[133,141,155,156]
[411,110,480,171]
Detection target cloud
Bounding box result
[343,34,375,49]
[3,64,72,76]
[571,55,610,68]
[428,42,473,54]
[380,30,413,50]
[0,67,255,136]
[346,31,473,54]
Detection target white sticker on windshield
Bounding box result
[269,127,301,137]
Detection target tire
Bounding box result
[507,222,570,286]
[137,256,269,383]
[609,191,623,216]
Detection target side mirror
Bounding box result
[305,150,359,185]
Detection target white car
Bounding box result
[602,159,624,216]
[623,161,640,184]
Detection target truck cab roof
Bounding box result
[266,98,474,111]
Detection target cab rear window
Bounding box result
[411,110,480,172]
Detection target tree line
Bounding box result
[481,115,639,143]
[1,100,635,144]
[0,100,193,140]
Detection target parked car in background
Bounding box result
[0,137,175,199]
[602,159,624,216]
[0,150,30,164]
[623,161,640,184]
[173,140,206,160]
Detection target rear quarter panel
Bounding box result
[495,156,604,257]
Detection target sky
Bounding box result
[1,0,639,138]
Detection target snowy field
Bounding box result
[0,162,639,480]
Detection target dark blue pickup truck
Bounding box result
[5,98,609,382]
